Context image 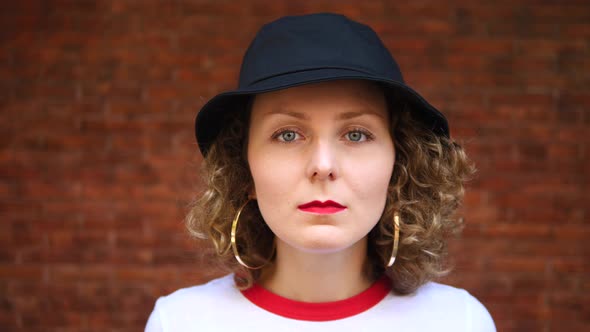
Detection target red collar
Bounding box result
[241,276,390,321]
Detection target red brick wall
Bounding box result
[1,1,588,331]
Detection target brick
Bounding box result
[481,223,552,239]
[487,21,559,39]
[49,264,112,282]
[115,267,177,283]
[86,310,151,329]
[18,311,68,329]
[447,38,515,56]
[553,225,590,240]
[516,39,587,58]
[552,258,589,273]
[487,257,547,273]
[80,81,143,101]
[562,22,590,38]
[0,265,43,280]
[531,5,590,23]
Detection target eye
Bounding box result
[273,129,301,142]
[281,131,297,142]
[346,130,370,142]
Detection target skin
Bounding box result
[247,80,395,302]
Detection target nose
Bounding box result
[306,140,339,181]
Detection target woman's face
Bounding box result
[247,80,395,254]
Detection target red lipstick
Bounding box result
[298,200,346,214]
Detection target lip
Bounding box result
[298,200,347,215]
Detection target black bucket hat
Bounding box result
[195,13,449,156]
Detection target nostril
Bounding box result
[312,171,336,180]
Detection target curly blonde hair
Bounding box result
[186,90,477,295]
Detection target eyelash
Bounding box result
[271,128,303,143]
[271,127,375,143]
[346,127,375,142]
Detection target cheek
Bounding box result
[249,156,301,234]
[347,151,394,205]
[249,153,299,203]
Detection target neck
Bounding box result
[258,237,372,302]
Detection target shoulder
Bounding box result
[156,274,237,309]
[386,282,496,331]
[415,281,470,301]
[390,281,471,310]
[422,282,496,331]
[145,274,242,332]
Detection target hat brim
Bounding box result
[195,68,449,156]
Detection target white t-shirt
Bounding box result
[145,274,496,332]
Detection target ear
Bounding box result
[247,185,257,200]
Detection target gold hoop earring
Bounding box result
[387,211,401,267]
[231,199,274,270]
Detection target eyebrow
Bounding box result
[337,110,386,120]
[264,108,309,120]
[263,108,386,120]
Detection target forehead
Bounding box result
[250,80,387,118]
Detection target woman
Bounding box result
[145,13,496,331]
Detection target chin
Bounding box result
[285,231,365,254]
